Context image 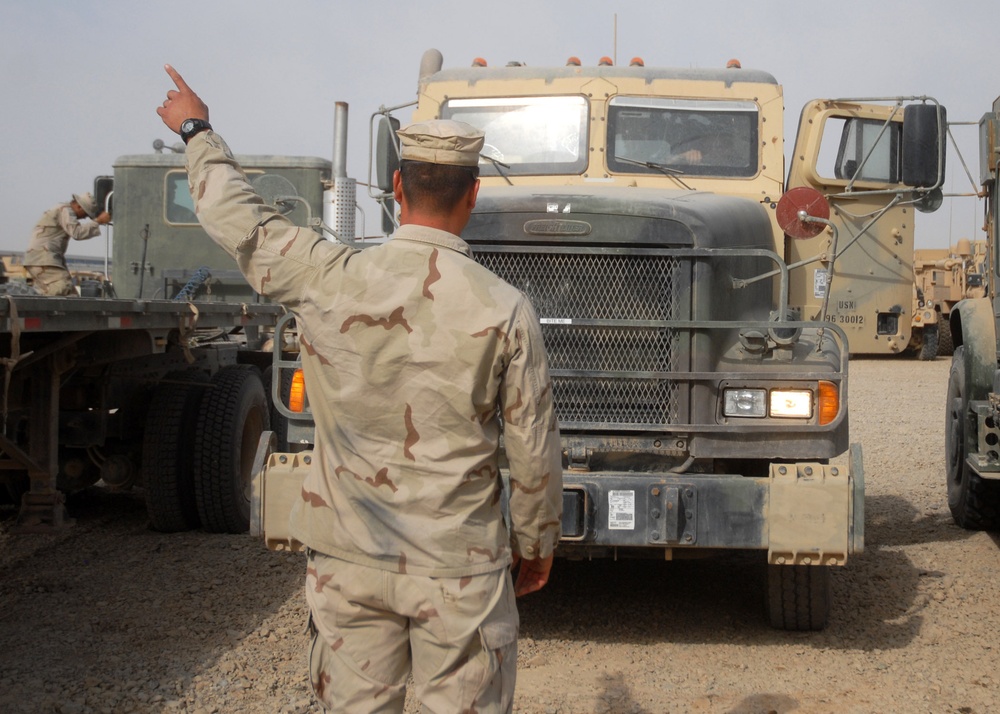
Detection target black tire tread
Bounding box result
[937,322,954,357]
[193,365,268,533]
[141,370,210,532]
[919,324,938,361]
[946,347,1000,530]
[767,564,831,631]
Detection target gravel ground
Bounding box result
[2,356,999,713]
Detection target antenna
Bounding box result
[613,14,618,67]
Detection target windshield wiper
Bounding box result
[479,154,513,186]
[615,155,692,190]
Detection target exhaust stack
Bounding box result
[323,101,356,241]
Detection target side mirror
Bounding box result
[375,115,401,193]
[93,175,114,217]
[252,174,299,216]
[902,104,947,189]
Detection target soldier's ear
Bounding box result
[467,179,480,211]
[392,170,403,202]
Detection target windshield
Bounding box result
[441,96,589,176]
[607,97,759,178]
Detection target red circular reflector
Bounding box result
[775,186,831,239]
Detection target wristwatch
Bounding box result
[180,118,212,144]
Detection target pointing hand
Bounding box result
[156,64,210,135]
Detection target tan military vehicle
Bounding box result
[910,239,987,359]
[944,98,1000,532]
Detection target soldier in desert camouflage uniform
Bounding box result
[25,192,110,296]
[157,65,563,713]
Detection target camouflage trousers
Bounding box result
[26,265,75,296]
[305,550,518,713]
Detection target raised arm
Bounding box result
[155,65,350,308]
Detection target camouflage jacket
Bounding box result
[25,203,101,268]
[186,131,563,577]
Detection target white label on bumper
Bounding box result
[608,490,635,530]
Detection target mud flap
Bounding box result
[767,442,863,566]
[249,430,309,551]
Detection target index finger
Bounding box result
[164,64,192,93]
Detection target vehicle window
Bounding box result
[818,116,901,184]
[441,96,589,176]
[165,169,265,225]
[607,97,759,178]
[165,171,198,224]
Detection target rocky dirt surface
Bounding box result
[2,357,999,714]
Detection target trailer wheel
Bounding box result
[141,370,210,532]
[767,563,830,631]
[193,365,269,533]
[918,324,938,361]
[945,347,1000,529]
[937,322,954,357]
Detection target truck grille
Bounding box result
[474,247,687,430]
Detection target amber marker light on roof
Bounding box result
[629,57,645,67]
[598,56,613,66]
[566,56,581,66]
[471,57,487,67]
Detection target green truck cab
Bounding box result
[108,150,330,301]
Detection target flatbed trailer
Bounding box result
[0,294,284,534]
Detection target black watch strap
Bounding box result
[180,118,212,144]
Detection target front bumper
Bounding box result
[559,443,863,565]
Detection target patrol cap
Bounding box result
[72,192,97,219]
[396,120,484,167]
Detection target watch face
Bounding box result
[181,119,195,134]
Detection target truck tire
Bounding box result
[193,365,269,533]
[937,322,954,357]
[141,370,210,532]
[919,324,938,361]
[767,563,830,631]
[945,347,1000,529]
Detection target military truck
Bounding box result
[252,49,948,630]
[0,144,331,534]
[944,100,1000,531]
[784,96,948,358]
[910,239,988,360]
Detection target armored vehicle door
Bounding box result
[785,99,945,356]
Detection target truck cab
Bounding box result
[108,151,330,301]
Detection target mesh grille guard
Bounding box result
[474,246,687,430]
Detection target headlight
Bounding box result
[723,388,767,417]
[723,385,831,420]
[770,389,813,418]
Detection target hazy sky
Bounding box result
[1,0,993,258]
